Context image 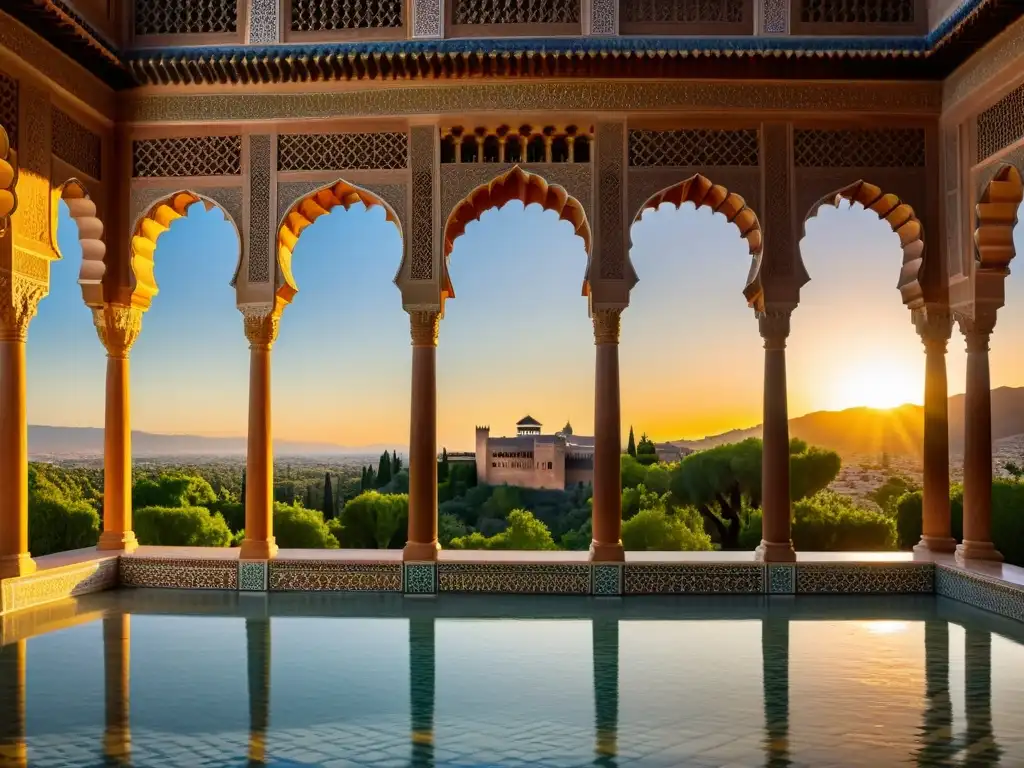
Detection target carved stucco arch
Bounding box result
[442,165,593,305]
[276,180,404,307]
[804,180,925,308]
[131,190,242,311]
[51,179,106,309]
[631,174,765,311]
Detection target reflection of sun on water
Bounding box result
[832,364,921,411]
[859,621,910,636]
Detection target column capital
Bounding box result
[409,310,440,347]
[913,305,953,352]
[592,308,622,345]
[242,305,281,350]
[92,304,143,358]
[0,271,46,342]
[757,307,792,349]
[955,306,997,353]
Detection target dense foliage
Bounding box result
[27,464,101,556]
[448,509,558,550]
[740,491,895,551]
[135,505,233,547]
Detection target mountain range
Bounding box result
[672,386,1024,458]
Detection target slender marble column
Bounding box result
[247,618,271,766]
[762,613,790,768]
[956,313,1002,562]
[756,309,795,563]
[964,628,1000,766]
[591,309,624,562]
[406,311,440,561]
[240,310,280,560]
[95,305,143,552]
[0,268,43,579]
[914,308,956,553]
[103,614,132,765]
[409,617,435,767]
[0,640,27,767]
[916,620,953,766]
[592,616,619,764]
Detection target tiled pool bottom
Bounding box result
[5,592,1024,768]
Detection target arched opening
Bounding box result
[437,167,593,548]
[272,181,406,513]
[622,175,764,550]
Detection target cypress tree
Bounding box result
[304,485,313,508]
[240,468,246,505]
[627,426,637,457]
[367,464,376,489]
[323,472,334,520]
[438,447,450,483]
[391,449,400,476]
[377,450,392,488]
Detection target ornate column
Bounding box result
[917,619,953,765]
[405,311,440,561]
[914,307,956,553]
[103,614,132,765]
[409,617,435,765]
[756,308,796,563]
[964,628,1000,765]
[592,616,619,763]
[95,305,143,552]
[956,311,1002,562]
[240,309,280,560]
[591,308,624,562]
[0,640,26,768]
[762,612,790,767]
[0,268,45,580]
[246,618,271,765]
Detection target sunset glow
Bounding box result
[829,363,922,411]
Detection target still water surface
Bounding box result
[4,591,1024,767]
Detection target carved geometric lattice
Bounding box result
[794,129,925,168]
[134,0,239,34]
[629,129,759,167]
[621,0,744,24]
[278,132,408,171]
[410,127,434,281]
[800,0,913,23]
[248,135,272,283]
[977,81,1024,163]
[51,107,102,180]
[597,123,624,280]
[0,71,16,151]
[290,0,403,30]
[453,0,579,24]
[132,136,242,178]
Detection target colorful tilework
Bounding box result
[936,566,1024,623]
[796,564,933,594]
[767,565,795,594]
[1,557,118,614]
[624,564,765,594]
[592,564,623,596]
[437,563,591,594]
[404,564,436,595]
[269,561,401,591]
[238,561,268,591]
[119,557,238,590]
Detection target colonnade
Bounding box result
[0,613,1004,766]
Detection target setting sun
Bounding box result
[830,363,922,411]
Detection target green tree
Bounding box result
[240,469,246,505]
[29,490,101,556]
[340,491,409,549]
[621,454,647,490]
[870,475,918,513]
[741,491,894,551]
[323,472,334,520]
[273,502,339,548]
[135,506,232,547]
[132,473,217,510]
[449,509,557,550]
[644,464,672,495]
[627,426,637,458]
[438,448,450,483]
[377,451,392,488]
[439,512,468,546]
[392,450,401,476]
[622,506,713,551]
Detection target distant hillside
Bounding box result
[27,425,398,458]
[672,386,1024,458]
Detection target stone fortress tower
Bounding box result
[475,416,594,490]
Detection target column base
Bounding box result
[239,537,278,560]
[97,530,139,554]
[754,540,796,563]
[955,540,1003,563]
[913,536,957,555]
[403,540,440,562]
[589,540,625,563]
[0,552,37,580]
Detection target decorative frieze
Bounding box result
[976,81,1024,163]
[793,128,926,168]
[628,129,759,167]
[247,135,273,283]
[132,136,242,178]
[441,125,591,165]
[51,107,101,181]
[452,0,579,24]
[620,0,744,25]
[290,0,403,31]
[410,126,435,281]
[799,0,914,24]
[134,0,239,35]
[597,122,625,281]
[0,71,16,151]
[277,131,408,171]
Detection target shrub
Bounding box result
[29,490,101,556]
[135,506,232,547]
[894,488,964,550]
[216,501,245,534]
[339,492,408,548]
[272,503,339,548]
[741,491,895,551]
[133,474,217,510]
[448,509,557,550]
[621,507,713,551]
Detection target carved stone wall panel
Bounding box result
[0,71,16,151]
[248,135,273,283]
[291,0,403,30]
[596,122,625,281]
[276,180,407,238]
[127,82,942,125]
[412,0,443,36]
[128,184,243,240]
[799,0,914,23]
[133,136,242,178]
[943,16,1024,113]
[794,128,926,168]
[976,81,1024,163]
[452,0,579,24]
[762,0,788,32]
[439,163,592,233]
[409,126,435,281]
[627,167,761,227]
[277,132,408,171]
[14,84,52,249]
[761,123,794,281]
[629,129,759,167]
[621,0,743,24]
[943,125,962,281]
[51,107,101,181]
[247,0,280,42]
[134,0,239,35]
[591,0,617,33]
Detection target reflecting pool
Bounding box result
[3,591,1024,767]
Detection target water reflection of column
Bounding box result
[916,620,953,765]
[409,617,435,768]
[592,617,619,766]
[246,618,271,767]
[103,615,132,765]
[762,614,790,768]
[964,628,1000,766]
[0,640,27,767]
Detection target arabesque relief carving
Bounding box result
[409,310,440,346]
[592,308,621,344]
[0,271,47,342]
[92,304,142,358]
[242,305,281,348]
